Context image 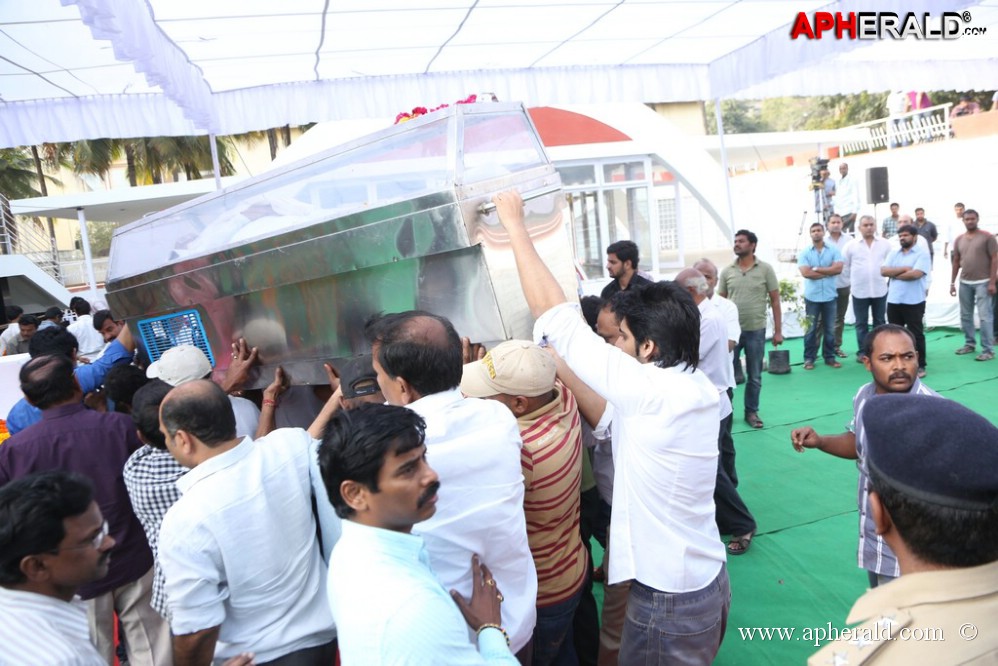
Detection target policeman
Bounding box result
[810,394,998,664]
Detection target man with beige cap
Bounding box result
[146,344,260,438]
[462,340,586,666]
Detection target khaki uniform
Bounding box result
[810,560,998,665]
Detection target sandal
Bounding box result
[727,532,754,556]
[803,361,815,370]
[745,412,764,429]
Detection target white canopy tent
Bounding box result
[2,0,996,149]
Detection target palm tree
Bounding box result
[0,148,47,200]
[121,135,236,186]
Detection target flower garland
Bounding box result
[395,94,478,124]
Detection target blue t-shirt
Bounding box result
[884,246,931,305]
[798,243,843,302]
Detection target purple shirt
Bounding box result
[0,402,152,599]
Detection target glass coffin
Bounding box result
[106,102,578,387]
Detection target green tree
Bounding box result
[75,220,118,257]
[0,148,46,200]
[706,100,773,134]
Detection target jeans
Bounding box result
[619,567,731,666]
[804,299,837,363]
[733,328,765,414]
[533,583,584,666]
[852,295,887,355]
[814,287,850,353]
[959,281,994,353]
[887,301,927,369]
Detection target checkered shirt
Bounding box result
[122,445,186,619]
[850,379,938,577]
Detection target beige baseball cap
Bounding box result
[147,345,213,387]
[461,340,556,398]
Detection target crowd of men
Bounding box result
[0,190,995,666]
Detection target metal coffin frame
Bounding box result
[106,103,578,387]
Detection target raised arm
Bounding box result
[493,190,567,319]
[546,347,607,430]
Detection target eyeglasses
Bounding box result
[52,520,109,553]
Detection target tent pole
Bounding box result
[209,133,222,190]
[713,99,737,241]
[76,207,99,304]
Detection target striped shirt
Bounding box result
[851,379,939,576]
[0,587,105,665]
[517,383,586,607]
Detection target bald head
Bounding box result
[693,259,718,297]
[160,379,236,447]
[20,354,80,410]
[675,268,708,304]
[365,310,463,399]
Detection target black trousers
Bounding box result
[887,301,927,369]
[714,409,756,536]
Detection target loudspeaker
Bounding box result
[866,166,889,204]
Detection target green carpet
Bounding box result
[592,326,998,665]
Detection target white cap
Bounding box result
[147,345,213,387]
[461,340,556,398]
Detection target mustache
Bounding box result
[417,481,441,508]
[889,372,911,382]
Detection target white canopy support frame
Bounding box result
[0,0,994,149]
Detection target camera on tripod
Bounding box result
[809,157,829,191]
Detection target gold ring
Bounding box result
[497,592,504,602]
[486,579,496,587]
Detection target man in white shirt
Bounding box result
[67,297,106,361]
[842,215,891,361]
[0,471,110,666]
[677,268,757,556]
[834,162,860,233]
[494,190,729,664]
[365,311,537,658]
[158,380,337,665]
[319,402,519,665]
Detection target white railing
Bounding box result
[840,103,953,155]
[58,258,109,287]
[0,194,63,282]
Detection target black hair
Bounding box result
[160,380,236,446]
[131,379,174,449]
[862,324,916,359]
[20,355,77,410]
[69,297,91,316]
[963,208,979,219]
[28,327,79,359]
[18,314,39,330]
[5,305,23,323]
[102,364,149,414]
[734,229,758,246]
[0,471,95,585]
[606,240,639,270]
[868,466,998,567]
[611,281,700,370]
[580,296,605,332]
[897,224,918,237]
[890,202,899,208]
[365,311,462,397]
[319,402,426,519]
[809,222,824,231]
[43,306,63,321]
[92,310,117,332]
